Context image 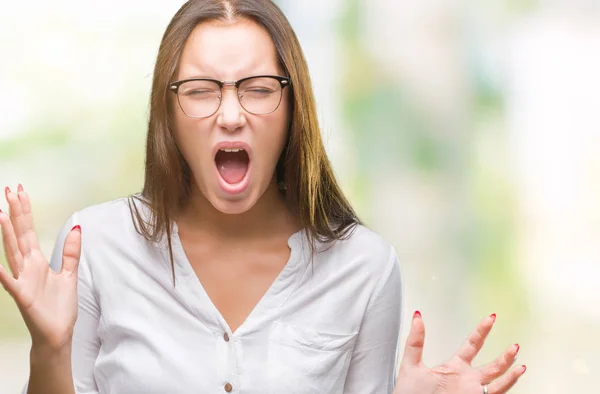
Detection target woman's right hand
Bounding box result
[0,184,81,351]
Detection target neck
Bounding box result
[178,180,300,243]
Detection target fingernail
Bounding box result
[4,186,10,197]
[413,310,421,319]
[17,183,23,192]
[521,365,527,374]
[71,225,81,232]
[490,313,497,322]
[515,344,520,354]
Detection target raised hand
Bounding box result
[393,311,526,394]
[0,184,82,350]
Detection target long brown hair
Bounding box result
[129,0,360,283]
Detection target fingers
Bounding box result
[16,185,40,251]
[0,209,24,278]
[400,310,425,368]
[60,225,82,275]
[454,314,496,364]
[479,343,520,383]
[5,185,39,258]
[487,364,526,394]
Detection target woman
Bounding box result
[0,1,525,393]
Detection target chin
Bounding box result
[205,183,263,215]
[210,196,257,215]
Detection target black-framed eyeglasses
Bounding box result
[169,75,291,119]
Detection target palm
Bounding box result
[0,185,81,350]
[393,312,526,394]
[16,249,79,346]
[428,358,488,392]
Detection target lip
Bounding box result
[213,141,252,195]
[212,141,253,162]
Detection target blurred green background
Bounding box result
[1,0,599,392]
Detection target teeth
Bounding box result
[220,148,244,153]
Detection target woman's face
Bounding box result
[173,19,290,215]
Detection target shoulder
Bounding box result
[54,195,155,260]
[313,224,401,286]
[74,195,145,228]
[49,196,151,273]
[58,195,170,278]
[336,224,395,259]
[330,224,398,268]
[74,195,156,249]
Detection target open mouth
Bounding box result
[215,148,250,185]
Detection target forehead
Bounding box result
[177,19,282,80]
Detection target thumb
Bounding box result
[400,310,426,367]
[61,225,82,275]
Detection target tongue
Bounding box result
[216,151,249,184]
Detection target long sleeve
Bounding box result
[343,249,404,394]
[22,212,101,394]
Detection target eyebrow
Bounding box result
[180,75,213,79]
[175,73,283,81]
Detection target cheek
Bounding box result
[173,116,212,173]
[276,95,292,153]
[253,112,289,172]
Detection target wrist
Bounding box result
[29,327,74,352]
[30,339,72,364]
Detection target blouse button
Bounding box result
[224,382,233,392]
[223,332,230,342]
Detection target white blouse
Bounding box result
[23,197,404,394]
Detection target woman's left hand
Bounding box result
[393,311,526,394]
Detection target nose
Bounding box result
[216,84,246,132]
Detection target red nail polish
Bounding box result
[17,184,23,192]
[71,225,81,232]
[490,313,497,322]
[414,310,421,318]
[4,186,10,197]
[515,344,520,353]
[521,365,527,373]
